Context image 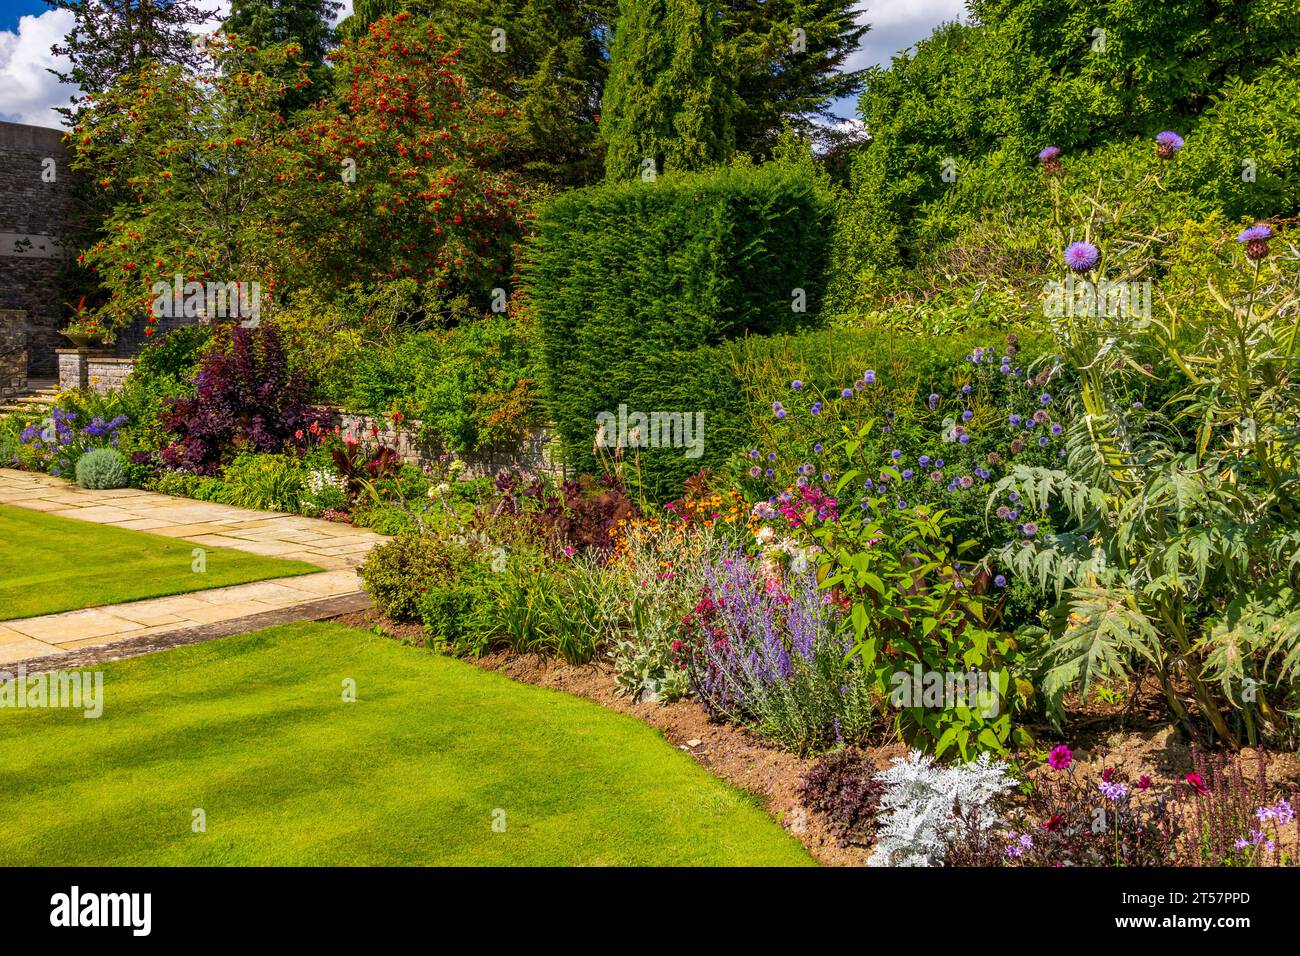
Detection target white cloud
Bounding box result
[851,0,970,73]
[823,0,971,124]
[0,10,78,129]
[0,1,353,130]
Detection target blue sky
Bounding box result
[0,0,968,128]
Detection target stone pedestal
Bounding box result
[0,310,27,399]
[57,347,112,391]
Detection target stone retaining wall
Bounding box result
[56,351,562,477]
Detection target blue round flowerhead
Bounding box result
[765,468,775,478]
[748,449,759,459]
[935,459,944,469]
[994,574,1007,588]
[822,473,833,483]
[813,442,823,455]
[1009,414,1021,426]
[863,369,876,384]
[890,449,902,460]
[918,455,930,467]
[962,409,973,422]
[1064,241,1100,272]
[1155,130,1184,158]
[811,402,823,415]
[928,393,940,409]
[840,388,854,399]
[959,434,970,445]
[1040,392,1052,406]
[1039,436,1049,447]
[902,469,914,480]
[1051,423,1063,436]
[961,384,972,395]
[863,478,873,490]
[767,451,776,461]
[775,409,786,419]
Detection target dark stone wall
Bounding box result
[0,121,81,377]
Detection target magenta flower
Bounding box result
[1047,744,1072,771]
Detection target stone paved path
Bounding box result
[0,468,387,668]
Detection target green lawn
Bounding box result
[0,622,812,866]
[0,504,320,620]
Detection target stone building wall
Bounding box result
[0,310,27,400]
[0,121,80,377]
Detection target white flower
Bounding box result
[755,525,776,544]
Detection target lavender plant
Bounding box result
[680,551,875,753]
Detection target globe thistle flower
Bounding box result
[764,468,774,478]
[813,442,823,455]
[840,387,854,399]
[902,468,914,480]
[994,574,1007,588]
[772,401,785,419]
[791,380,803,391]
[1155,130,1184,159]
[1064,241,1100,272]
[822,472,833,483]
[1236,223,1274,261]
[961,409,973,422]
[1051,423,1063,436]
[748,449,760,459]
[919,455,931,467]
[863,369,876,384]
[928,393,940,409]
[1009,413,1021,426]
[890,449,902,460]
[934,459,944,469]
[767,452,776,461]
[810,402,823,415]
[959,434,970,445]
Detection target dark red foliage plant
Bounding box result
[159,323,329,474]
[799,750,885,848]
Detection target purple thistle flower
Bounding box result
[1064,241,1100,272]
[1155,130,1184,158]
[1038,145,1061,162]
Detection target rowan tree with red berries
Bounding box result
[68,14,528,339]
[288,13,528,313]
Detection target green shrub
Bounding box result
[528,164,830,499]
[419,564,495,656]
[74,448,130,490]
[218,454,309,513]
[359,534,471,622]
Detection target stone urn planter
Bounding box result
[61,330,109,349]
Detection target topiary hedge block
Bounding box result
[527,164,831,500]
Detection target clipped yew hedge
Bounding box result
[526,164,831,500]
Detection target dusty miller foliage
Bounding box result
[868,750,1014,867]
